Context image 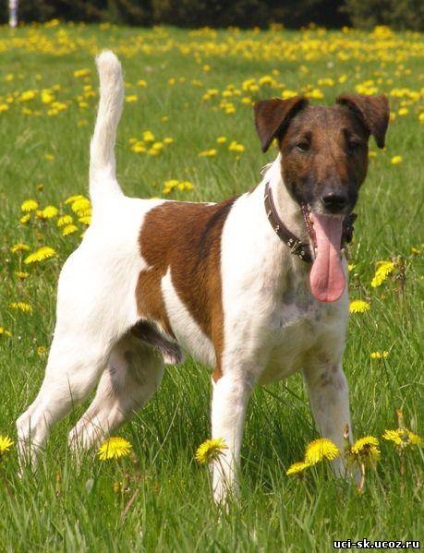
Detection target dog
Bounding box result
[17,51,389,504]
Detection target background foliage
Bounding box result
[0,0,423,30]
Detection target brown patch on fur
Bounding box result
[136,198,237,380]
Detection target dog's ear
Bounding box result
[336,94,390,149]
[254,97,308,153]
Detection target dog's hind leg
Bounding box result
[302,361,352,475]
[68,332,164,453]
[16,324,114,468]
[16,243,138,467]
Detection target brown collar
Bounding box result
[264,182,356,263]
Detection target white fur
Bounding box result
[17,52,353,505]
[161,269,215,366]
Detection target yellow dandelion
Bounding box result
[351,436,379,454]
[19,90,36,102]
[37,346,47,357]
[217,136,227,144]
[304,438,340,465]
[178,181,194,191]
[143,130,155,143]
[382,429,423,448]
[371,260,395,287]
[391,156,403,165]
[71,198,91,215]
[370,351,389,360]
[10,243,30,254]
[199,149,217,157]
[195,438,228,465]
[0,327,13,338]
[349,300,370,314]
[15,271,30,280]
[9,302,33,314]
[78,215,92,226]
[286,461,311,476]
[24,246,57,264]
[228,141,245,153]
[0,436,14,455]
[40,205,59,219]
[98,437,132,461]
[349,436,381,468]
[62,224,79,236]
[20,214,31,225]
[74,68,91,78]
[57,215,74,227]
[21,199,39,212]
[64,194,86,205]
[131,142,146,154]
[126,95,138,103]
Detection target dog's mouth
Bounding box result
[302,207,346,303]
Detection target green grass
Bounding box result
[0,23,423,552]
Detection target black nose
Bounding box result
[321,192,349,212]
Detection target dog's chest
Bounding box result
[258,296,345,384]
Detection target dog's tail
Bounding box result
[89,50,125,209]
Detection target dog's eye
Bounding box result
[348,140,362,153]
[296,142,310,152]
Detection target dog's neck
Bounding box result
[262,154,309,246]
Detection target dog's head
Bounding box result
[254,94,389,302]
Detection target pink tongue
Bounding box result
[309,214,345,302]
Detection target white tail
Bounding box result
[89,51,125,208]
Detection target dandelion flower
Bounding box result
[199,149,217,157]
[195,438,228,465]
[370,351,389,360]
[15,271,30,280]
[74,68,91,78]
[391,156,403,165]
[349,436,381,468]
[57,215,74,228]
[21,199,39,212]
[143,130,155,143]
[371,260,395,287]
[78,215,92,226]
[228,141,245,153]
[304,438,340,465]
[62,224,79,236]
[0,327,13,338]
[0,436,13,455]
[286,461,311,476]
[20,214,31,225]
[40,205,59,219]
[24,246,57,264]
[10,243,30,254]
[349,300,370,314]
[98,437,132,461]
[71,198,91,215]
[9,302,33,314]
[382,429,423,448]
[64,195,86,205]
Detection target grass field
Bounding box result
[0,22,423,552]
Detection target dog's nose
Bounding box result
[321,192,349,213]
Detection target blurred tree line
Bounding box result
[0,0,423,30]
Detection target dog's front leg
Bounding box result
[302,362,352,476]
[210,371,255,506]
